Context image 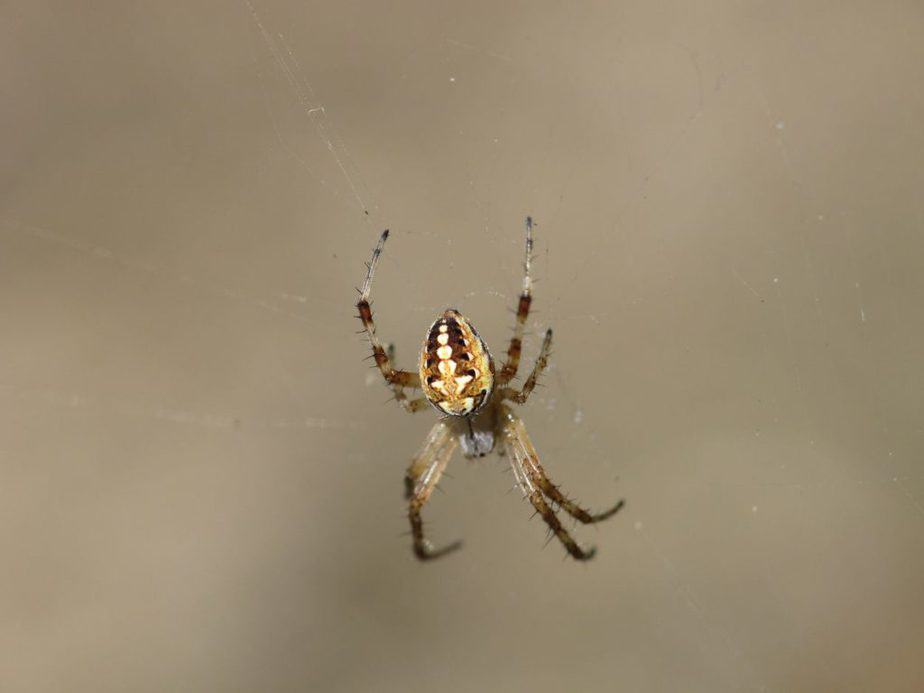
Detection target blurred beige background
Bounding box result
[3,1,923,691]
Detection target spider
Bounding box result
[356,217,624,561]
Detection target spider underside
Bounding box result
[356,218,624,561]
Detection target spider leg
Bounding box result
[397,397,430,413]
[498,217,534,385]
[405,420,463,560]
[501,405,622,560]
[538,477,625,524]
[515,462,595,561]
[403,418,448,499]
[518,426,624,524]
[384,344,430,413]
[501,327,552,405]
[356,230,422,413]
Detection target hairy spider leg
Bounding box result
[500,404,623,560]
[498,217,534,384]
[356,230,426,413]
[406,420,463,560]
[501,327,553,404]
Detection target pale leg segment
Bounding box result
[498,217,534,384]
[405,420,463,560]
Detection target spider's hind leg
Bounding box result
[501,327,553,405]
[498,217,535,385]
[356,231,424,413]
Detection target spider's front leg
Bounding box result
[405,420,463,561]
[356,230,426,413]
[500,405,624,560]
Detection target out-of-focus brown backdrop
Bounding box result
[3,1,923,691]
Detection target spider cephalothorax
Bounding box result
[356,218,624,561]
[419,310,495,417]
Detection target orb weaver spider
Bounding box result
[356,218,624,561]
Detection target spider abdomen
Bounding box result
[419,309,494,417]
